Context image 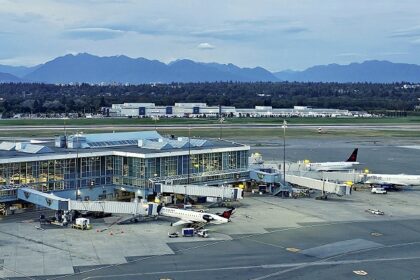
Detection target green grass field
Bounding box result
[2,127,420,139]
[0,116,420,126]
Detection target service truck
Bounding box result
[182,228,195,237]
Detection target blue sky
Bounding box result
[0,0,419,71]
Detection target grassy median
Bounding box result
[2,127,420,139]
[0,116,420,126]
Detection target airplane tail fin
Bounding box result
[346,148,358,162]
[218,208,235,219]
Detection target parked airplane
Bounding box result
[159,206,235,227]
[364,174,420,187]
[306,148,359,171]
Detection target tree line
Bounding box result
[0,82,419,117]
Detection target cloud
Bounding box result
[197,42,215,50]
[63,27,125,40]
[378,51,408,56]
[0,11,45,24]
[411,38,420,45]
[335,52,364,58]
[390,26,420,38]
[190,18,308,41]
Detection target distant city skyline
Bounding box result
[0,0,419,71]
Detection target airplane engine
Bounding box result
[202,214,214,222]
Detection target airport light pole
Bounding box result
[152,115,159,131]
[219,117,225,139]
[187,125,191,185]
[282,120,287,188]
[75,132,80,200]
[185,125,191,204]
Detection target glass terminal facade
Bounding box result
[0,150,248,202]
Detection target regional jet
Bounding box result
[159,207,235,227]
[306,148,359,171]
[364,174,420,187]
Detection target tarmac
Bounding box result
[1,136,420,279]
[2,188,420,279]
[249,136,420,174]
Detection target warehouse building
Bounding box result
[105,103,353,118]
[0,131,249,205]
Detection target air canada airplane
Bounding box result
[364,174,420,187]
[306,148,359,171]
[159,206,235,227]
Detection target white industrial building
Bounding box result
[105,103,353,118]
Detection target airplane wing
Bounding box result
[171,219,193,227]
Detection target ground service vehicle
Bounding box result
[168,232,179,238]
[197,229,209,238]
[366,209,385,215]
[182,228,195,237]
[72,218,92,230]
[371,187,387,194]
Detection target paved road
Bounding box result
[25,219,420,280]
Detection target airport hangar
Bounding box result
[0,131,250,207]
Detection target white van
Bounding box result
[371,187,387,194]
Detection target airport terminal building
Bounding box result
[0,131,249,204]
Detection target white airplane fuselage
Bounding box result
[364,174,420,186]
[159,207,229,225]
[308,161,360,172]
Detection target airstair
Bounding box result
[272,181,293,196]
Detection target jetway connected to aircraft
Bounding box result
[287,170,365,184]
[284,174,351,196]
[249,162,351,197]
[17,184,242,215]
[155,183,243,200]
[17,188,153,215]
[17,188,69,211]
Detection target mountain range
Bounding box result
[1,53,420,84]
[0,72,24,83]
[274,60,420,83]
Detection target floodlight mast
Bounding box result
[282,120,287,187]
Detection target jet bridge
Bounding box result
[284,175,351,196]
[17,188,151,215]
[17,188,69,210]
[155,184,243,200]
[286,170,365,184]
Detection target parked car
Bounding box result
[168,232,179,238]
[371,187,387,194]
[197,229,209,238]
[366,209,384,215]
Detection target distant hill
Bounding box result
[0,65,38,78]
[0,72,23,83]
[274,60,420,83]
[24,53,278,84]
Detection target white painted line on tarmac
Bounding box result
[78,255,420,280]
[244,237,286,249]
